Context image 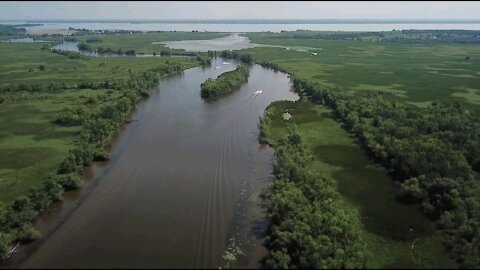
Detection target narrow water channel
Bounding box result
[7,58,298,268]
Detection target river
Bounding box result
[4,58,298,268]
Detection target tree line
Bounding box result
[292,77,480,268]
[259,128,367,268]
[51,49,87,60]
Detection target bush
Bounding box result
[0,233,12,261]
[16,224,41,243]
[93,148,110,161]
[55,174,82,191]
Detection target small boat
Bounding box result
[222,62,230,65]
[215,66,221,69]
[254,90,262,95]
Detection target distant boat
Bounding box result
[254,90,262,95]
[222,62,230,65]
[215,66,221,69]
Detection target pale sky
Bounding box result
[1,1,479,21]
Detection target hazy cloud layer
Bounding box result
[1,1,479,21]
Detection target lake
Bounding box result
[3,21,480,35]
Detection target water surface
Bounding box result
[0,37,47,43]
[5,22,480,34]
[160,33,262,52]
[8,58,298,269]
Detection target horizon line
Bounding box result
[2,18,480,24]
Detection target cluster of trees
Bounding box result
[92,47,136,56]
[124,49,136,56]
[0,82,69,93]
[96,47,116,54]
[0,25,26,36]
[158,50,171,56]
[63,37,78,42]
[195,55,211,66]
[51,49,86,59]
[219,50,254,64]
[77,43,93,52]
[292,77,480,268]
[0,173,81,260]
[257,61,288,73]
[0,60,194,262]
[384,30,480,44]
[78,43,131,55]
[200,65,250,99]
[261,129,367,268]
[219,51,288,74]
[85,37,102,43]
[54,106,89,126]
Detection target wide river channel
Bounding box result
[4,57,298,268]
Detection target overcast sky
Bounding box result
[1,1,479,21]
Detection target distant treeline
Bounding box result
[254,29,480,44]
[0,25,26,36]
[0,61,192,262]
[200,64,250,99]
[201,50,254,64]
[77,43,136,55]
[85,37,102,43]
[76,42,199,57]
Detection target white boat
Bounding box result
[254,90,263,95]
[222,62,230,65]
[215,66,221,69]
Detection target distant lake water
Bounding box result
[3,21,480,34]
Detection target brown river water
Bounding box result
[3,58,298,268]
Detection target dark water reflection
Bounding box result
[7,58,298,268]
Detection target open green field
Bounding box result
[245,33,480,108]
[262,99,456,268]
[0,42,198,203]
[0,43,199,86]
[0,89,115,202]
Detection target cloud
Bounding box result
[0,1,479,20]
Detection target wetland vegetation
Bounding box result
[0,39,201,261]
[245,30,480,268]
[0,24,479,269]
